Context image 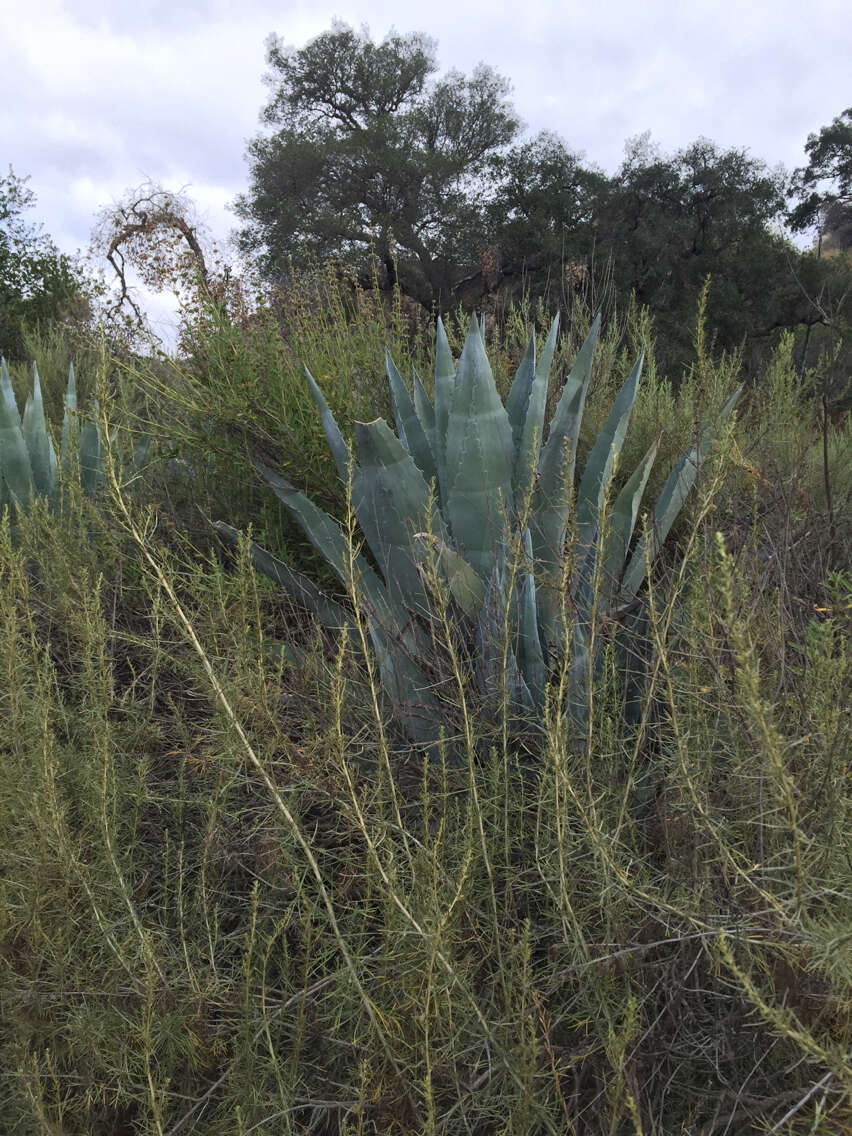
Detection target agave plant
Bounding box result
[0,357,104,513]
[217,314,739,745]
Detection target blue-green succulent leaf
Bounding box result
[505,332,536,456]
[531,314,600,644]
[60,362,78,471]
[214,520,351,632]
[304,367,353,484]
[385,352,436,483]
[515,315,559,506]
[433,316,455,506]
[515,529,546,709]
[620,385,742,600]
[413,533,484,618]
[0,358,22,429]
[367,616,444,746]
[475,566,534,714]
[256,461,401,636]
[79,411,102,497]
[575,352,643,557]
[599,441,658,607]
[133,433,151,468]
[444,316,514,576]
[411,364,435,449]
[567,354,643,629]
[615,603,653,726]
[352,418,440,616]
[65,362,77,410]
[0,374,33,508]
[537,314,600,494]
[22,364,58,498]
[567,622,592,730]
[257,461,446,744]
[574,438,659,628]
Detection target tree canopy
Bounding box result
[788,107,852,252]
[785,108,852,408]
[484,132,607,282]
[233,23,851,381]
[595,136,794,368]
[480,133,801,371]
[235,21,520,307]
[0,167,90,360]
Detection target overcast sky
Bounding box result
[3,0,848,340]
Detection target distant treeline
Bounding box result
[233,23,851,383]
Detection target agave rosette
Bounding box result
[217,315,740,744]
[0,357,103,512]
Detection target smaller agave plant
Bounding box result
[0,357,104,513]
[218,314,739,746]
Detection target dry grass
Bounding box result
[0,291,849,1135]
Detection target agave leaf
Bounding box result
[259,458,437,749]
[0,376,34,508]
[515,314,560,506]
[65,361,77,408]
[444,316,514,576]
[216,524,443,749]
[599,440,658,608]
[567,355,642,632]
[506,313,561,504]
[352,418,439,616]
[575,353,643,555]
[385,352,436,484]
[411,364,435,451]
[60,362,78,471]
[79,413,102,497]
[256,637,310,668]
[505,332,537,456]
[567,621,592,730]
[532,315,600,644]
[0,358,22,428]
[536,314,560,385]
[368,616,445,746]
[304,367,353,484]
[475,566,534,714]
[413,532,484,618]
[573,438,659,629]
[22,364,58,498]
[614,603,653,726]
[133,433,152,468]
[620,385,742,600]
[515,529,546,710]
[214,520,351,631]
[537,314,600,494]
[433,316,455,507]
[256,461,396,629]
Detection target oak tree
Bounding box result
[235,21,520,308]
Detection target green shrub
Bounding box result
[128,267,431,541]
